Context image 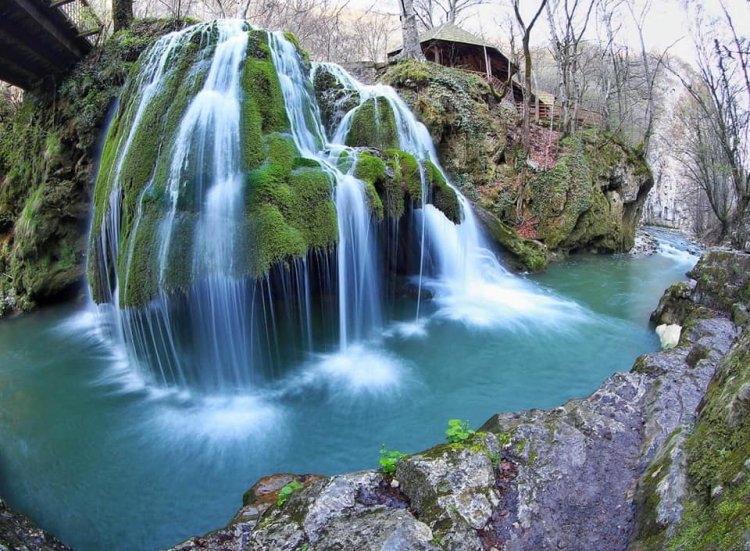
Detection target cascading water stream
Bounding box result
[267,33,383,350]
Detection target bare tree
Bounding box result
[669,0,750,242]
[513,0,548,154]
[398,0,425,61]
[544,0,596,136]
[676,91,735,236]
[413,0,487,30]
[350,10,393,63]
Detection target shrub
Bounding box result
[379,448,407,474]
[445,419,475,444]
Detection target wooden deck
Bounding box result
[0,0,103,91]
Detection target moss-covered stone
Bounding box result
[382,62,653,260]
[312,64,360,137]
[86,24,342,308]
[345,97,398,151]
[424,159,460,224]
[474,207,548,272]
[351,150,458,224]
[240,29,289,172]
[688,250,750,314]
[244,134,337,278]
[660,333,750,550]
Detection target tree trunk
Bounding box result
[398,0,425,61]
[514,0,548,155]
[113,0,133,32]
[521,32,533,153]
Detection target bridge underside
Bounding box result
[0,0,94,91]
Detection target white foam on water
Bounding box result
[276,344,409,401]
[384,319,430,339]
[658,241,699,267]
[147,393,283,444]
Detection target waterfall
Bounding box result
[90,21,575,396]
[267,33,382,350]
[311,63,551,328]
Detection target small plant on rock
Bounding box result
[445,419,475,444]
[379,448,406,474]
[276,481,303,507]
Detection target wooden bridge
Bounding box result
[0,0,103,91]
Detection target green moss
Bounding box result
[120,196,163,307]
[250,204,307,275]
[383,148,422,204]
[244,135,337,277]
[241,30,290,170]
[354,152,389,219]
[282,31,310,65]
[496,431,512,448]
[94,34,214,307]
[381,60,435,87]
[345,97,398,151]
[662,334,750,550]
[336,150,354,173]
[161,212,197,293]
[481,210,547,272]
[286,168,338,249]
[424,159,460,224]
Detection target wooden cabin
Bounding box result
[388,23,602,128]
[387,23,528,103]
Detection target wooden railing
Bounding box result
[518,102,603,128]
[456,67,603,128]
[50,0,103,44]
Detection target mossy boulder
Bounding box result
[650,281,695,326]
[353,150,460,224]
[515,132,652,255]
[312,64,360,137]
[474,206,548,272]
[89,25,340,308]
[381,60,510,191]
[345,97,399,151]
[688,250,750,314]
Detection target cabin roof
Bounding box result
[419,23,492,48]
[388,23,500,56]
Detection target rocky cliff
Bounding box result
[165,249,749,551]
[381,61,654,271]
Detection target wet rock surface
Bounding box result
[630,228,659,257]
[0,498,71,551]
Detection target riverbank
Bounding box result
[163,248,749,551]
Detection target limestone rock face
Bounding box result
[170,471,439,551]
[688,250,750,313]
